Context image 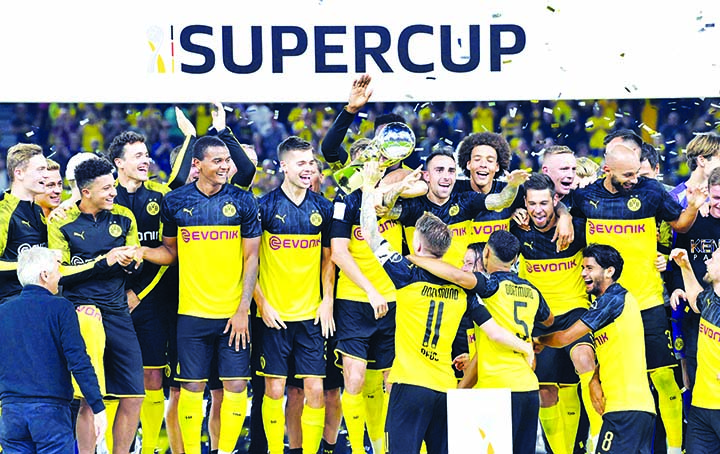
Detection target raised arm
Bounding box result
[669,185,704,233]
[211,101,257,188]
[670,248,703,313]
[320,74,373,170]
[485,170,530,211]
[167,107,196,189]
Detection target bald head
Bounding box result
[603,143,641,194]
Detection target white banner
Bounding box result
[1,0,719,102]
[447,388,513,453]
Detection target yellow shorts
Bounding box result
[72,305,106,398]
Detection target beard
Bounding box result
[610,175,633,194]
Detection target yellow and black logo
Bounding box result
[108,224,123,238]
[146,201,160,216]
[222,203,237,217]
[674,338,684,351]
[310,212,322,226]
[627,197,641,212]
[449,204,460,217]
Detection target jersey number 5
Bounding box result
[514,301,530,341]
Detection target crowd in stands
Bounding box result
[2,98,719,194]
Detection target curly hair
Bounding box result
[456,133,511,178]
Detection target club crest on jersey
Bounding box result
[674,337,684,351]
[627,197,641,212]
[109,223,123,238]
[222,203,237,217]
[310,212,322,226]
[146,201,160,216]
[448,204,460,217]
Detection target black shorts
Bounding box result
[131,294,174,369]
[260,319,325,379]
[386,383,448,454]
[687,405,720,452]
[640,305,677,370]
[535,308,594,385]
[287,335,343,390]
[511,391,540,454]
[176,314,251,382]
[596,411,654,453]
[334,299,396,371]
[102,310,145,397]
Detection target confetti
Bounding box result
[712,104,720,109]
[585,121,594,128]
[224,106,233,112]
[25,131,34,137]
[557,92,562,98]
[274,110,279,119]
[414,147,425,152]
[426,76,436,80]
[414,103,421,112]
[620,53,625,57]
[578,101,586,107]
[614,113,623,118]
[421,102,431,109]
[707,23,716,28]
[492,13,502,18]
[481,125,489,131]
[509,107,517,118]
[454,129,464,133]
[47,151,56,159]
[522,123,528,130]
[248,121,254,125]
[547,5,556,12]
[543,107,553,115]
[324,106,333,112]
[488,102,496,107]
[666,139,676,145]
[551,123,559,128]
[670,151,678,155]
[624,86,632,93]
[247,107,257,113]
[443,138,453,145]
[79,118,89,126]
[358,112,368,119]
[502,59,512,64]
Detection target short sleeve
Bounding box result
[656,183,683,222]
[471,271,500,299]
[160,198,177,238]
[240,192,262,239]
[468,294,492,326]
[580,293,625,332]
[534,291,551,324]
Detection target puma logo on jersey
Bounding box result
[21,220,32,228]
[182,208,194,216]
[73,231,85,240]
[589,200,599,209]
[523,242,533,250]
[275,214,287,223]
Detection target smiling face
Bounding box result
[280,148,316,190]
[466,145,500,192]
[603,145,641,194]
[195,145,231,187]
[17,154,48,196]
[115,141,150,182]
[525,187,556,230]
[81,173,117,213]
[425,154,457,204]
[36,169,63,210]
[581,256,613,297]
[704,248,720,284]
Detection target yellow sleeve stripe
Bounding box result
[0,260,18,271]
[137,265,168,300]
[0,195,20,257]
[60,255,105,276]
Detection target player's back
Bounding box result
[475,272,546,392]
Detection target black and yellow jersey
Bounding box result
[48,203,140,313]
[692,287,720,410]
[113,136,193,301]
[571,178,682,311]
[115,180,176,301]
[513,218,590,316]
[258,187,333,321]
[472,271,550,392]
[375,243,491,393]
[454,180,524,244]
[398,191,487,267]
[330,189,402,303]
[580,283,655,414]
[161,182,261,319]
[0,192,47,301]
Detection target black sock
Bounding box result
[288,448,303,454]
[321,439,336,454]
